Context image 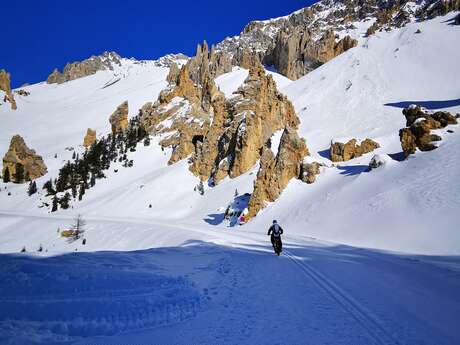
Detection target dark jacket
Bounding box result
[267,224,284,237]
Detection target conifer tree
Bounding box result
[60,192,71,209]
[90,173,96,187]
[3,166,10,183]
[43,179,55,195]
[78,183,86,201]
[14,163,25,184]
[51,196,59,212]
[28,181,37,196]
[71,182,77,199]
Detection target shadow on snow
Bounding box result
[0,241,459,344]
[384,98,460,110]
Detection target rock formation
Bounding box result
[166,63,181,85]
[140,62,222,166]
[330,138,380,162]
[0,69,17,110]
[455,12,460,25]
[300,161,321,184]
[264,28,357,80]
[399,105,458,158]
[83,128,97,147]
[417,0,460,20]
[2,135,47,183]
[141,51,314,220]
[215,0,456,80]
[109,101,129,134]
[247,127,308,219]
[47,51,122,84]
[190,60,300,184]
[185,41,232,85]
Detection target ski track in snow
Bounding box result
[284,250,400,345]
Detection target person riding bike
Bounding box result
[267,220,284,255]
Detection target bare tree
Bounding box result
[71,214,86,241]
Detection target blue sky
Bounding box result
[2,0,315,88]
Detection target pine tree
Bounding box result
[3,166,10,183]
[72,151,76,159]
[60,192,71,209]
[234,188,239,197]
[21,246,26,253]
[71,182,77,199]
[14,163,25,184]
[78,183,86,201]
[51,196,58,212]
[28,181,37,196]
[90,173,96,187]
[43,179,56,195]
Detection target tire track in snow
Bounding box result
[284,250,400,345]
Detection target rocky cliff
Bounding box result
[215,0,457,80]
[247,127,308,219]
[0,69,17,110]
[2,135,47,183]
[47,51,122,84]
[140,52,312,217]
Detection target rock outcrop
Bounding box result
[399,105,458,158]
[417,0,460,20]
[140,62,222,166]
[191,60,300,184]
[264,28,357,80]
[247,127,308,219]
[0,69,17,110]
[141,52,314,220]
[330,138,380,162]
[215,0,456,80]
[2,135,47,183]
[300,161,321,184]
[186,41,232,85]
[109,101,129,134]
[47,51,122,84]
[83,128,97,147]
[141,58,301,186]
[166,63,181,85]
[455,12,460,25]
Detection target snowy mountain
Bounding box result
[0,2,459,344]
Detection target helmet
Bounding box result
[273,220,277,224]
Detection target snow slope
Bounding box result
[0,14,459,255]
[0,11,459,345]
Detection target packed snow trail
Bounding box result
[1,224,459,345]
